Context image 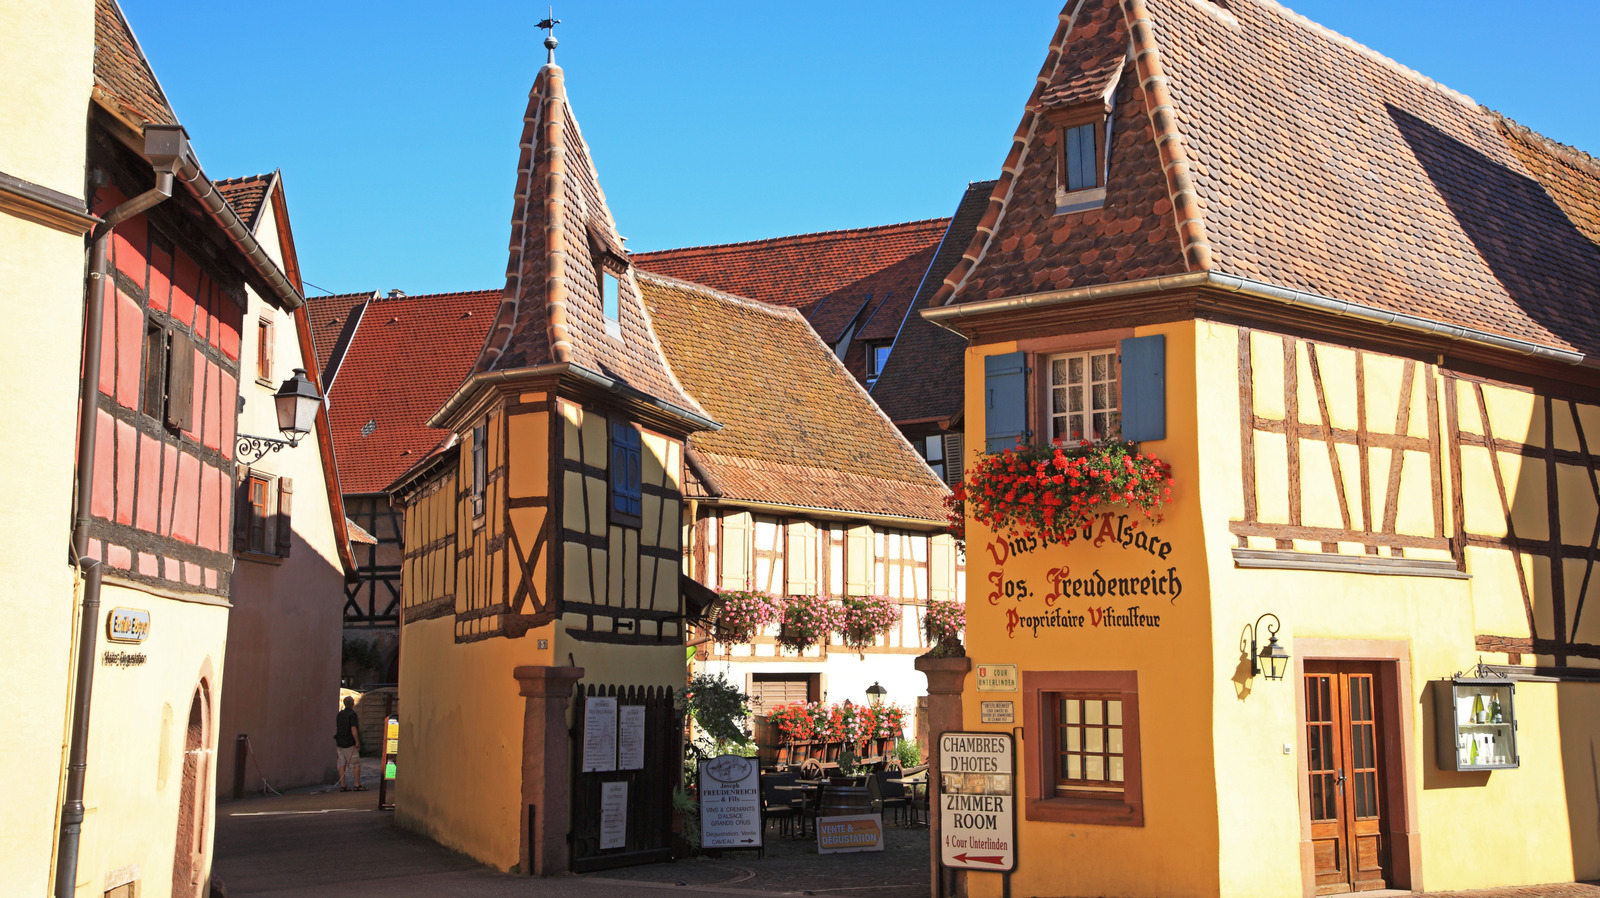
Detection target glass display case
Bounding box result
[1435,677,1518,771]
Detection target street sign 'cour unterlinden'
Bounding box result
[939,732,1015,872]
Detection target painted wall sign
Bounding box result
[975,664,1018,692]
[101,650,146,668]
[618,705,646,771]
[582,697,618,772]
[939,732,1015,872]
[107,607,151,643]
[817,815,884,854]
[699,755,762,849]
[980,701,1015,724]
[600,781,628,850]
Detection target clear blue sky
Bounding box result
[119,0,1600,297]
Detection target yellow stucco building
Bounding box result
[923,1,1600,896]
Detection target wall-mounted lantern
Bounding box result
[1241,613,1290,681]
[238,368,321,464]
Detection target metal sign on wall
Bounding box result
[975,664,1018,692]
[107,607,150,643]
[939,732,1015,872]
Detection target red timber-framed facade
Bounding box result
[923,1,1600,897]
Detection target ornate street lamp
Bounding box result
[865,681,888,705]
[1242,613,1290,681]
[237,368,321,464]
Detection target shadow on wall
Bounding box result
[1388,105,1600,357]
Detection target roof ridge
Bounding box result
[634,270,808,323]
[633,217,952,257]
[1246,0,1478,112]
[1491,108,1600,179]
[100,0,178,124]
[367,288,503,304]
[214,173,275,185]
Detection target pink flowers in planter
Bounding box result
[711,589,782,646]
[766,701,908,747]
[838,595,900,657]
[924,599,965,646]
[777,593,839,654]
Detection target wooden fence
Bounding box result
[569,683,679,872]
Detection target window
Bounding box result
[609,420,642,526]
[471,423,486,518]
[601,269,620,321]
[865,341,892,381]
[1023,670,1142,826]
[1047,348,1119,444]
[246,475,270,554]
[1053,112,1111,213]
[917,434,945,481]
[257,317,274,383]
[142,318,194,431]
[1063,122,1099,192]
[235,474,294,559]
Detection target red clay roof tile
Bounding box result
[92,0,177,130]
[214,174,273,232]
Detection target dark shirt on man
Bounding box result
[335,708,360,748]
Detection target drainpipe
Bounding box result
[56,124,185,898]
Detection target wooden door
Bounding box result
[1304,662,1389,894]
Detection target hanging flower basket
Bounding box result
[837,595,899,657]
[777,593,839,654]
[924,599,965,647]
[711,589,781,647]
[949,440,1173,548]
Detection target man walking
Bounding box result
[336,696,364,791]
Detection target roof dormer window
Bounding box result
[1053,111,1111,215]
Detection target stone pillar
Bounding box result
[514,665,584,876]
[916,654,971,898]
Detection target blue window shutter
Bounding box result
[984,351,1028,452]
[1119,335,1166,443]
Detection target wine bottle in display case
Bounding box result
[1434,677,1520,771]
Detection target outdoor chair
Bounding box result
[871,770,911,826]
[760,771,800,838]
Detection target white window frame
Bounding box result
[1047,348,1119,444]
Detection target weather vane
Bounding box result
[538,7,560,63]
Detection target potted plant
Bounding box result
[949,439,1173,548]
[924,599,966,656]
[710,589,781,647]
[837,595,899,658]
[777,593,838,654]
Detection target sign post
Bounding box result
[698,755,763,856]
[938,732,1015,873]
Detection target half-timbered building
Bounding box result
[929,2,1600,897]
[384,47,718,875]
[0,1,329,894]
[636,272,959,710]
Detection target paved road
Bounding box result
[213,786,1600,898]
[212,787,930,897]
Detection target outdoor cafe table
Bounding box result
[887,778,929,827]
[775,784,820,838]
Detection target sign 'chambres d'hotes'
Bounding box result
[939,732,1015,872]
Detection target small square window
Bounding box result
[247,475,271,554]
[1024,670,1142,826]
[1047,348,1119,444]
[257,317,275,383]
[866,341,892,380]
[1065,123,1098,192]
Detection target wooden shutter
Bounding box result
[275,477,293,556]
[720,512,750,589]
[166,329,195,432]
[785,520,818,595]
[233,477,252,552]
[984,351,1027,452]
[610,422,642,521]
[845,525,874,596]
[1119,335,1166,442]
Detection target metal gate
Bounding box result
[570,683,679,872]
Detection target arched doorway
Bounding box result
[172,683,211,897]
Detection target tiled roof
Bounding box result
[637,272,948,523]
[474,65,701,418]
[944,0,1600,357]
[1495,113,1600,250]
[305,291,377,390]
[214,174,273,231]
[634,219,949,343]
[872,180,996,424]
[92,0,176,129]
[323,289,499,493]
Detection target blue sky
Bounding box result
[119,1,1600,297]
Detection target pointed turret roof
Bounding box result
[470,60,703,419]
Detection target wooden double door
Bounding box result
[1304,661,1390,894]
